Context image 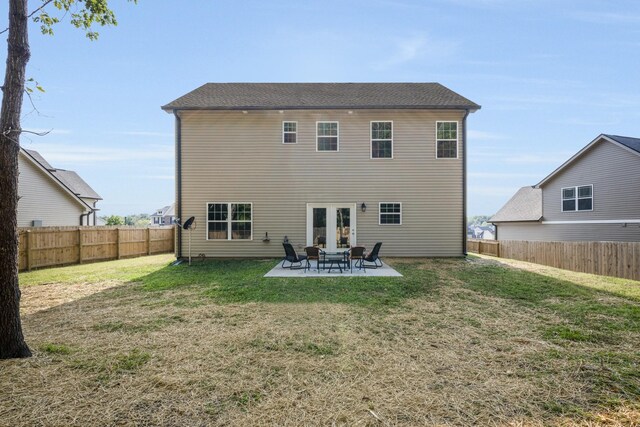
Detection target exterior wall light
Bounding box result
[361,203,367,213]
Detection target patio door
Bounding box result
[306,204,356,251]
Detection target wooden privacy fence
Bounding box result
[468,239,640,281]
[18,226,175,271]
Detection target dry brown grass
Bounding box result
[1,257,639,426]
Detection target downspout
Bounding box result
[174,111,182,259]
[462,109,470,256]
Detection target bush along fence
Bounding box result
[18,226,175,271]
[468,239,640,282]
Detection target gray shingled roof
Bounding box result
[24,149,54,170]
[23,148,102,200]
[162,83,480,111]
[605,134,640,153]
[490,186,542,223]
[51,170,102,200]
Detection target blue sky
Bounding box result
[3,0,639,216]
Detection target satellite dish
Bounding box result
[183,216,196,230]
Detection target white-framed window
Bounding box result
[316,121,339,151]
[561,185,593,212]
[206,202,253,240]
[379,202,402,225]
[282,121,297,144]
[436,121,458,159]
[371,121,393,159]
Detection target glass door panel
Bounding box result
[313,208,327,248]
[336,208,351,248]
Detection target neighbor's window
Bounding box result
[562,185,593,212]
[379,202,402,225]
[283,121,297,144]
[317,121,339,151]
[371,121,393,158]
[207,203,253,240]
[436,121,458,158]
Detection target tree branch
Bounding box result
[0,0,55,35]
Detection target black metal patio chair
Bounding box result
[304,246,321,273]
[360,242,383,269]
[281,243,307,269]
[348,246,366,273]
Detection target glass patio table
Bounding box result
[320,250,349,273]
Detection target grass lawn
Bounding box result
[2,254,640,426]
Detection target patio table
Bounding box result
[320,250,349,273]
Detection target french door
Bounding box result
[306,203,356,252]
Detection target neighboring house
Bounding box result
[162,83,480,257]
[468,225,495,240]
[18,148,101,226]
[150,203,176,226]
[491,134,640,242]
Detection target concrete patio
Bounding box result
[264,260,403,277]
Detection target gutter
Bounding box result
[462,109,470,256]
[174,111,182,259]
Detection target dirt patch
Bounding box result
[20,280,126,315]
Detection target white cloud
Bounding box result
[469,172,540,179]
[468,185,520,197]
[374,34,458,69]
[113,131,174,138]
[467,130,508,141]
[503,153,570,165]
[574,12,640,24]
[21,142,173,164]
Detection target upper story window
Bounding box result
[371,121,393,159]
[562,185,593,212]
[317,121,339,151]
[282,121,297,144]
[207,202,253,240]
[379,202,402,225]
[436,121,458,158]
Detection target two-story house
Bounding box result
[162,83,480,258]
[150,203,176,226]
[19,148,101,226]
[491,134,640,242]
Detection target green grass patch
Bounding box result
[39,343,73,355]
[92,315,185,333]
[543,326,593,342]
[69,349,151,382]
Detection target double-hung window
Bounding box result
[207,203,253,240]
[436,121,458,158]
[371,121,393,159]
[283,121,297,144]
[317,121,339,151]
[379,202,402,225]
[561,185,593,212]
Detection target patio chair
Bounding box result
[348,246,366,273]
[360,242,383,269]
[304,246,321,273]
[317,236,326,247]
[281,243,307,269]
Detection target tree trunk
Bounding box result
[0,0,32,359]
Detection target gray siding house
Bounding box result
[150,203,176,226]
[491,134,640,242]
[18,148,101,226]
[162,83,480,258]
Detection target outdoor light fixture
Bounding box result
[361,202,367,212]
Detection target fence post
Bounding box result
[78,228,84,264]
[116,228,121,260]
[26,230,32,271]
[147,228,151,255]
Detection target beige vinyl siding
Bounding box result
[498,222,640,242]
[17,153,86,227]
[179,109,466,257]
[542,141,640,221]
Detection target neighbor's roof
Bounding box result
[51,170,102,200]
[151,203,175,217]
[605,134,640,154]
[536,134,640,187]
[490,186,542,223]
[162,83,481,111]
[22,148,102,200]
